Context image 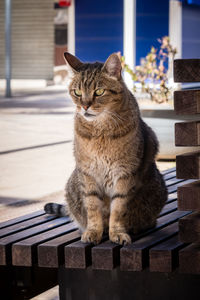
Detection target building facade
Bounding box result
[1,0,200,81]
[75,0,200,67]
[0,0,54,80]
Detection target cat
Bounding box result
[44,52,167,245]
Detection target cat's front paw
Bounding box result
[109,231,131,245]
[81,229,102,245]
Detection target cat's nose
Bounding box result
[82,104,90,111]
[83,105,88,111]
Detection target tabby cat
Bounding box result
[45,52,167,245]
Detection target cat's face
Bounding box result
[64,53,123,122]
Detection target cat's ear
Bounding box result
[102,53,122,79]
[63,52,83,73]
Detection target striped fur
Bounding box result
[44,203,67,217]
[45,53,167,245]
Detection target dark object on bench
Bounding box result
[1,59,200,300]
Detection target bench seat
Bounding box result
[1,167,200,300]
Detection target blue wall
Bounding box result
[136,0,169,65]
[182,3,200,58]
[75,0,171,65]
[75,0,123,63]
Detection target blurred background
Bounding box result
[0,1,200,298]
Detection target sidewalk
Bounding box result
[0,86,76,222]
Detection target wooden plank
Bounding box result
[174,90,200,115]
[163,171,176,180]
[176,151,200,179]
[120,222,179,272]
[0,216,70,265]
[179,212,200,243]
[179,243,200,274]
[159,201,177,217]
[92,240,121,270]
[156,210,191,230]
[167,179,194,193]
[12,222,76,266]
[161,167,176,175]
[149,235,185,272]
[165,177,184,187]
[38,230,80,268]
[0,215,56,238]
[175,121,200,146]
[65,241,93,269]
[0,210,45,229]
[167,192,177,203]
[178,180,200,210]
[174,59,200,82]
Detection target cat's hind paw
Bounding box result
[109,232,131,245]
[81,229,102,245]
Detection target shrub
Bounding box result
[121,36,177,103]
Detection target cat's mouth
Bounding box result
[82,111,98,122]
[84,112,96,117]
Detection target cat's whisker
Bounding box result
[106,109,125,123]
[104,110,124,137]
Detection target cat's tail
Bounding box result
[44,202,68,217]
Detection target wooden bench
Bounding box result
[1,59,200,299]
[0,168,199,300]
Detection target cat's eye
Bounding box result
[74,89,82,97]
[95,89,105,96]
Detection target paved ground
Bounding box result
[0,86,175,299]
[0,87,76,221]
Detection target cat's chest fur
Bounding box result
[75,133,138,196]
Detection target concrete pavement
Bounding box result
[0,87,76,221]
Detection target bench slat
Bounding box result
[161,167,176,175]
[175,121,200,146]
[167,179,195,193]
[0,210,45,229]
[179,243,200,274]
[167,192,177,203]
[174,59,200,82]
[174,90,200,115]
[12,221,76,266]
[0,215,56,238]
[176,151,200,179]
[159,201,177,217]
[38,230,80,268]
[165,177,184,187]
[149,235,185,272]
[0,216,70,265]
[92,240,121,270]
[120,222,179,272]
[178,181,200,210]
[65,241,93,269]
[163,171,176,180]
[179,212,200,243]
